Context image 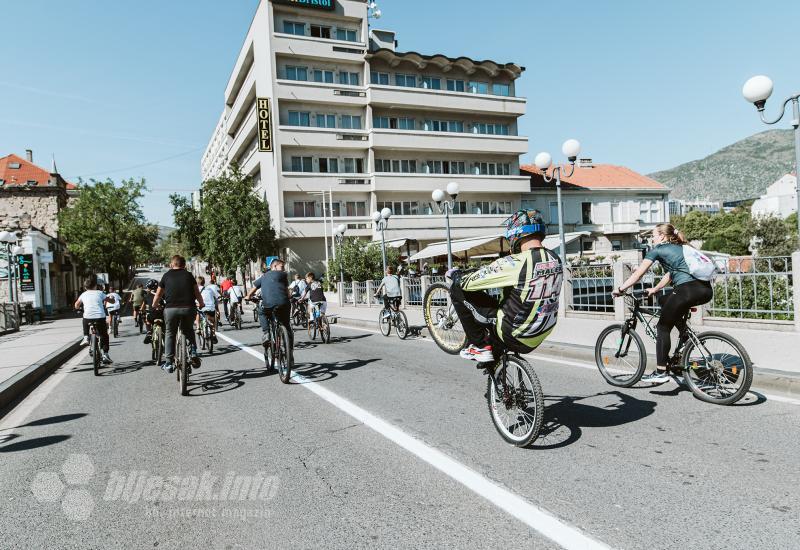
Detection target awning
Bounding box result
[384,238,408,249]
[409,231,589,262]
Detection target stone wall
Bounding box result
[0,189,64,236]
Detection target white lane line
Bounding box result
[217,332,611,550]
[0,348,89,430]
[333,324,800,407]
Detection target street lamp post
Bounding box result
[742,75,800,239]
[333,223,347,284]
[432,182,460,270]
[534,139,582,264]
[372,208,391,273]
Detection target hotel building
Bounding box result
[202,0,530,272]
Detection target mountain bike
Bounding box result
[175,331,190,396]
[376,295,408,339]
[423,282,544,447]
[230,302,242,330]
[307,302,330,344]
[291,299,308,328]
[262,307,293,384]
[252,298,260,323]
[151,318,164,366]
[595,290,752,405]
[87,320,102,376]
[197,310,214,354]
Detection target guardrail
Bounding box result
[707,256,794,321]
[566,264,614,314]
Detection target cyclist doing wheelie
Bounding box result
[75,276,113,364]
[374,266,402,310]
[245,258,292,347]
[448,210,562,364]
[613,223,714,383]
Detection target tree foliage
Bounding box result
[58,178,157,283]
[328,237,400,282]
[199,164,278,273]
[169,194,203,257]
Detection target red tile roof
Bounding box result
[521,163,666,190]
[0,154,77,189]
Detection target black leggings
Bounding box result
[656,280,713,366]
[449,281,499,347]
[83,318,109,353]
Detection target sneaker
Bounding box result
[641,369,670,383]
[101,353,113,365]
[190,348,201,369]
[80,336,89,346]
[161,362,174,374]
[143,333,152,345]
[459,344,494,363]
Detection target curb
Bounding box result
[0,338,83,413]
[335,316,800,399]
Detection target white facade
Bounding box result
[751,173,798,219]
[201,0,530,274]
[669,199,721,217]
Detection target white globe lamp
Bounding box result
[534,152,552,171]
[561,139,581,162]
[742,75,773,110]
[446,181,460,197]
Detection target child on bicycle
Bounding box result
[448,210,562,364]
[374,266,402,311]
[74,276,114,364]
[246,258,292,346]
[196,276,220,344]
[301,272,326,316]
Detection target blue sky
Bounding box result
[1,0,798,225]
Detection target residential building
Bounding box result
[520,161,669,255]
[668,199,721,217]
[751,172,797,219]
[0,151,80,312]
[201,0,530,273]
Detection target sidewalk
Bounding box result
[0,317,83,410]
[325,299,800,377]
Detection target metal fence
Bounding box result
[341,282,354,305]
[707,256,794,321]
[566,264,614,313]
[353,281,369,305]
[404,277,423,306]
[368,280,383,306]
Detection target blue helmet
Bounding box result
[504,210,546,253]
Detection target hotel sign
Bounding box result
[256,98,273,152]
[271,0,335,11]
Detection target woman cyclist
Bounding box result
[613,223,713,382]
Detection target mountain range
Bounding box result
[648,129,795,202]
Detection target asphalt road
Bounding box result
[1,303,799,549]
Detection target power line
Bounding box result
[66,147,204,179]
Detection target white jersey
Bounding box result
[106,292,122,312]
[79,290,107,319]
[229,285,245,304]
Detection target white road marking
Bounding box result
[217,332,611,550]
[0,349,89,430]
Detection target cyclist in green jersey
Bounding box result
[449,210,563,363]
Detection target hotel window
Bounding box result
[611,239,623,251]
[451,201,467,214]
[422,76,441,90]
[473,201,511,215]
[375,159,388,171]
[472,162,510,175]
[330,202,342,217]
[377,201,420,216]
[285,65,308,81]
[340,115,361,129]
[313,69,334,83]
[425,160,443,174]
[395,73,417,87]
[397,117,415,130]
[310,24,331,39]
[290,156,313,172]
[287,111,310,126]
[492,83,511,96]
[581,202,592,224]
[447,161,466,174]
[343,158,364,173]
[315,113,336,128]
[319,158,339,173]
[373,116,389,129]
[345,201,367,216]
[370,72,389,85]
[335,28,358,41]
[424,120,463,133]
[583,241,594,252]
[446,79,465,92]
[473,123,509,135]
[293,201,317,217]
[468,81,489,94]
[283,21,305,35]
[338,71,360,85]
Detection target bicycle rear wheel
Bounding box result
[681,331,753,405]
[234,308,242,330]
[595,324,647,387]
[153,325,164,365]
[177,336,188,396]
[395,311,409,340]
[113,316,119,338]
[276,325,293,384]
[92,334,100,376]
[423,282,466,355]
[320,316,330,343]
[378,309,391,336]
[486,355,544,447]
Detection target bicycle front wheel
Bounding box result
[486,356,544,447]
[681,331,753,405]
[378,309,391,336]
[423,283,466,355]
[595,324,647,387]
[320,316,330,344]
[276,325,293,384]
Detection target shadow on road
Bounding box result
[1,413,87,430]
[185,366,272,396]
[292,357,380,383]
[531,391,657,450]
[648,382,767,407]
[0,434,72,453]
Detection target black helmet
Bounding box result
[145,279,159,291]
